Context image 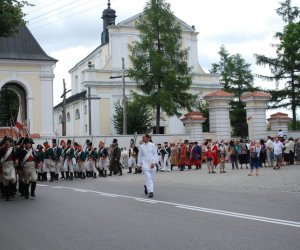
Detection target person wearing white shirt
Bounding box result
[137,134,159,198]
[273,137,284,170]
[277,129,284,139]
[288,138,295,165]
[265,136,274,167]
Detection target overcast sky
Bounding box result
[24,0,299,117]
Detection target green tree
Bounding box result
[0,0,32,37]
[210,46,257,137]
[127,0,196,134]
[112,99,153,134]
[255,0,300,130]
[0,89,19,127]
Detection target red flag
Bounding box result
[15,98,23,137]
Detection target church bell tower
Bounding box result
[101,0,117,45]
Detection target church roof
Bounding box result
[0,26,57,62]
[54,90,87,109]
[118,12,196,32]
[241,91,271,99]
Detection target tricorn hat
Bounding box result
[52,138,57,144]
[112,138,118,144]
[24,137,34,144]
[67,139,72,144]
[36,144,43,150]
[1,136,13,144]
[16,137,25,145]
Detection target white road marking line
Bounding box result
[38,185,300,228]
[176,206,300,228]
[73,189,89,193]
[135,198,158,204]
[37,184,49,187]
[100,194,119,198]
[49,186,65,189]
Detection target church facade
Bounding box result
[53,1,222,136]
[0,26,57,138]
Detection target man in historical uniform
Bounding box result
[43,141,55,182]
[108,138,122,176]
[85,141,98,178]
[63,139,75,180]
[60,140,66,179]
[19,137,38,199]
[52,139,63,180]
[161,142,171,172]
[96,141,109,177]
[75,144,86,179]
[36,144,44,181]
[0,136,17,201]
[128,139,139,174]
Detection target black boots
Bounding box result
[118,169,122,176]
[60,171,65,179]
[24,183,30,199]
[93,173,97,178]
[65,171,70,179]
[69,172,73,180]
[31,182,36,197]
[49,172,55,182]
[128,167,132,174]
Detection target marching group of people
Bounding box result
[1,132,300,201]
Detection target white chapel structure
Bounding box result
[53,1,222,136]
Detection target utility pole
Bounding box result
[60,79,71,136]
[110,57,128,135]
[84,87,101,136]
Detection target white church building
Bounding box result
[53,1,222,137]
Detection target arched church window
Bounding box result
[75,109,80,120]
[59,115,62,124]
[66,112,70,122]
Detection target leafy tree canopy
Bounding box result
[0,0,33,37]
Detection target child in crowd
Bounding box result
[205,146,215,174]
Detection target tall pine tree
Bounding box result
[211,46,257,137]
[127,0,196,134]
[255,0,300,130]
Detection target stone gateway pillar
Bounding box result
[203,90,234,141]
[180,112,206,143]
[267,112,291,136]
[241,91,271,140]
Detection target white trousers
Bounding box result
[23,161,37,184]
[0,161,16,186]
[86,160,97,173]
[128,156,137,168]
[162,157,171,171]
[96,158,109,171]
[64,159,74,173]
[144,169,156,193]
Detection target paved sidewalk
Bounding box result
[146,163,300,193]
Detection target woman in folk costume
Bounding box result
[170,142,179,171]
[190,141,202,169]
[212,141,219,169]
[179,140,189,171]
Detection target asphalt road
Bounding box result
[1,164,300,250]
